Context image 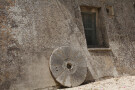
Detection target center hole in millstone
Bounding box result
[67,63,72,69]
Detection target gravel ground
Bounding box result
[58,76,135,90]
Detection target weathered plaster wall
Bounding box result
[77,0,135,78]
[0,0,92,89]
[77,0,135,76]
[0,0,135,90]
[105,0,135,75]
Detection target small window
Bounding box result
[106,6,114,16]
[80,6,109,48]
[81,12,97,46]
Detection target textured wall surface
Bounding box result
[77,0,135,79]
[0,0,135,90]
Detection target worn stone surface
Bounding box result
[50,46,87,87]
[0,0,135,89]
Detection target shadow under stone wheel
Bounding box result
[50,46,87,87]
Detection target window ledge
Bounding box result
[88,48,111,51]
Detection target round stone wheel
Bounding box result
[50,46,87,87]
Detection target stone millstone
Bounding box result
[50,46,87,87]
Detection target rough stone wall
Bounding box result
[0,0,134,90]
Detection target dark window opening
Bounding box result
[80,6,109,48]
[81,12,97,47]
[106,8,109,14]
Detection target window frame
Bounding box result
[80,6,109,48]
[81,12,97,48]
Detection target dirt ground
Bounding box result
[58,76,135,90]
